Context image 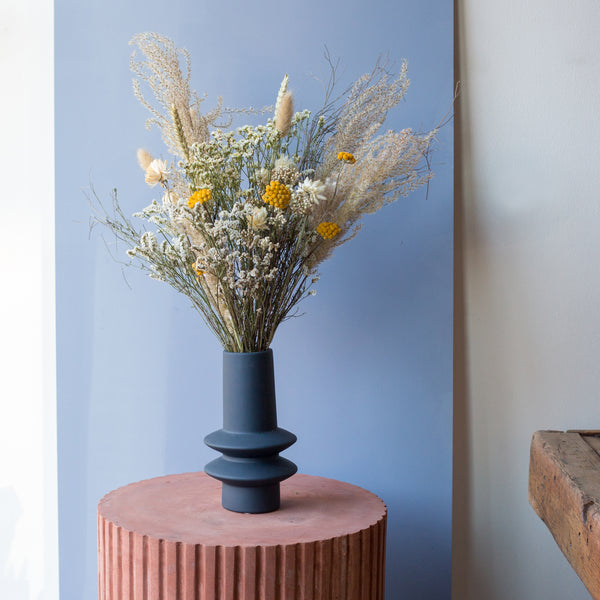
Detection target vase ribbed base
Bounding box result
[220,481,279,513]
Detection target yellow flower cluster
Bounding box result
[317,222,341,240]
[262,180,291,209]
[188,188,211,209]
[337,151,356,164]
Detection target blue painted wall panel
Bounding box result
[56,1,453,597]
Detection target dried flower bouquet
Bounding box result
[95,32,437,353]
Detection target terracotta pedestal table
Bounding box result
[97,472,387,600]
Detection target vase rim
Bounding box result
[223,348,272,356]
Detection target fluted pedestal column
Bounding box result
[97,472,387,599]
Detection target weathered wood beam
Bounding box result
[529,430,600,600]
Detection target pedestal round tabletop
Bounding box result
[98,472,386,546]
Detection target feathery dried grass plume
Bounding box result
[274,75,289,114]
[130,32,223,158]
[93,33,441,352]
[136,148,153,170]
[170,104,190,161]
[319,58,410,178]
[275,92,294,136]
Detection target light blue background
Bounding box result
[56,1,452,597]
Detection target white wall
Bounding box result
[0,0,58,598]
[454,0,600,598]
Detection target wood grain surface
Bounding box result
[529,430,600,600]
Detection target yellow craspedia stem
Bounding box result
[262,180,291,209]
[193,261,204,277]
[188,188,211,209]
[317,222,341,240]
[337,151,356,164]
[193,261,204,283]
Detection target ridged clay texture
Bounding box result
[98,472,387,599]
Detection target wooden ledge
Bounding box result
[529,430,600,599]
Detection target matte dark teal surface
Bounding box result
[204,350,297,513]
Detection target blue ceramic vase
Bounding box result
[204,349,297,513]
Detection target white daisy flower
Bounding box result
[255,167,270,186]
[274,155,295,170]
[144,159,168,187]
[297,178,327,204]
[246,206,268,231]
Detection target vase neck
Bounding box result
[222,349,277,432]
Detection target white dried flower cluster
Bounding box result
[162,190,177,205]
[254,168,270,187]
[271,155,300,186]
[245,205,268,231]
[139,231,158,251]
[97,33,438,352]
[144,159,169,187]
[274,155,295,170]
[188,204,280,299]
[291,178,330,215]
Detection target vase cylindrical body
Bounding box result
[204,349,297,513]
